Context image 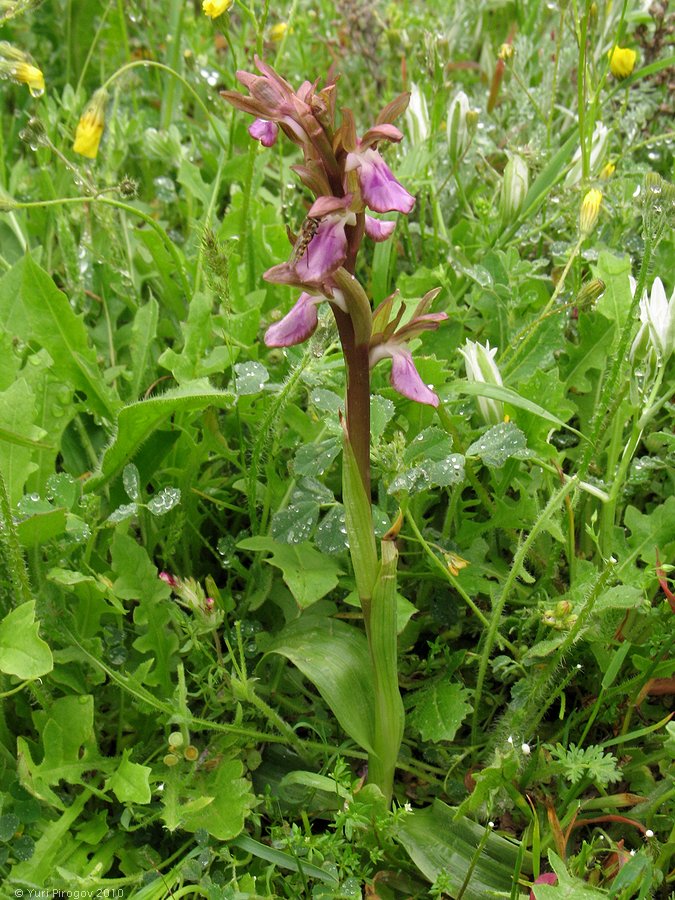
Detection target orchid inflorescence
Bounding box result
[221,56,446,408]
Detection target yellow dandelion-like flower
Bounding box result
[498,43,514,61]
[269,22,288,42]
[73,88,108,160]
[607,46,636,79]
[580,188,602,236]
[599,161,616,180]
[202,0,233,19]
[13,61,45,96]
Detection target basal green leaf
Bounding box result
[266,615,375,754]
[466,422,534,468]
[238,536,341,608]
[397,800,525,900]
[0,601,53,679]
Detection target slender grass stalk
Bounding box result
[472,477,577,743]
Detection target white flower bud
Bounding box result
[501,153,529,224]
[405,83,430,146]
[458,340,504,425]
[447,91,474,163]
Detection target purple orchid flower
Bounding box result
[264,196,356,289]
[369,343,440,406]
[264,289,347,347]
[368,289,447,407]
[346,147,415,214]
[249,118,278,146]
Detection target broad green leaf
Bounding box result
[16,507,67,547]
[271,499,320,544]
[84,381,234,492]
[266,615,375,754]
[163,757,255,840]
[397,800,526,900]
[622,497,675,575]
[466,422,534,468]
[238,536,341,608]
[294,437,342,477]
[404,426,454,464]
[0,601,53,679]
[233,360,270,395]
[314,504,348,554]
[560,313,613,392]
[407,681,472,743]
[371,395,395,439]
[0,379,44,504]
[105,750,152,804]
[17,256,117,419]
[594,252,632,333]
[389,454,465,495]
[17,696,103,807]
[128,298,159,401]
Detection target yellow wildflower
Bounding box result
[498,43,514,61]
[73,88,108,160]
[607,46,636,79]
[599,161,616,179]
[202,0,233,18]
[13,61,45,96]
[269,22,288,42]
[580,188,602,236]
[445,552,470,577]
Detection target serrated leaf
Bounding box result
[467,422,534,468]
[407,681,472,743]
[0,379,44,505]
[105,750,152,804]
[314,505,349,554]
[594,252,632,334]
[0,601,53,679]
[371,395,395,439]
[389,454,465,495]
[560,313,613,392]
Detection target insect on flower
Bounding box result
[289,215,321,267]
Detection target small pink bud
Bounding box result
[159,572,179,587]
[530,873,557,898]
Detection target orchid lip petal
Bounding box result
[365,215,397,242]
[353,148,415,214]
[264,293,321,347]
[248,118,278,146]
[370,344,439,407]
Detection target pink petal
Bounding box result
[352,148,415,214]
[371,345,439,406]
[264,292,321,347]
[294,217,347,282]
[248,118,278,146]
[360,123,404,148]
[365,215,396,241]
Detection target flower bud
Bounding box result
[599,161,615,180]
[607,46,636,79]
[405,82,430,146]
[458,340,504,425]
[579,188,602,236]
[501,154,529,224]
[73,88,108,159]
[498,43,514,61]
[576,278,605,310]
[446,91,475,164]
[0,43,45,96]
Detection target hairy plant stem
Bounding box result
[0,468,32,613]
[472,477,577,744]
